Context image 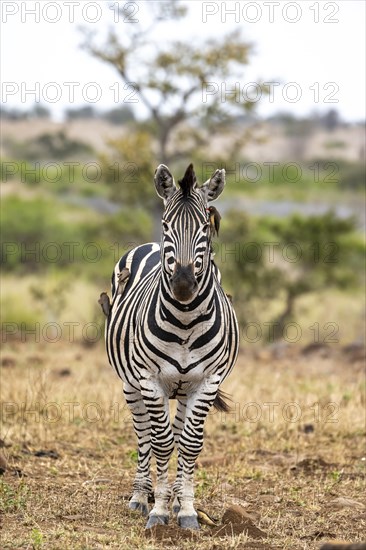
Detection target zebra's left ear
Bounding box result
[154,164,176,202]
[199,169,226,202]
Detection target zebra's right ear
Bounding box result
[154,164,176,202]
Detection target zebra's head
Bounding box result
[154,163,225,303]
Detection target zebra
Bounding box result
[105,163,239,530]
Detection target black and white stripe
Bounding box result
[105,164,239,529]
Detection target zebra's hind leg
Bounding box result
[124,384,152,517]
[176,379,220,530]
[141,386,175,529]
[172,399,187,514]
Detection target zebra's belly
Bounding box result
[157,367,213,399]
[144,340,228,397]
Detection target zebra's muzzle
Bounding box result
[170,263,198,303]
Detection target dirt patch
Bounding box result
[327,497,365,510]
[145,524,199,544]
[0,356,17,368]
[301,343,331,357]
[210,545,279,550]
[222,505,258,523]
[0,451,7,474]
[218,505,267,538]
[301,530,337,541]
[27,355,45,366]
[211,522,266,538]
[197,454,228,468]
[144,505,266,543]
[291,457,332,473]
[320,544,366,550]
[54,367,72,377]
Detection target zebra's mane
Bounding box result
[178,163,196,198]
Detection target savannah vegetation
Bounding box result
[1,1,365,547]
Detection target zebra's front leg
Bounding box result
[124,384,152,517]
[172,399,187,514]
[176,380,220,530]
[142,388,175,529]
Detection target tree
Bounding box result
[265,212,364,339]
[83,1,262,165]
[217,212,284,327]
[103,106,135,125]
[99,131,156,206]
[30,104,50,119]
[322,109,340,132]
[217,211,365,339]
[65,106,97,120]
[83,1,265,238]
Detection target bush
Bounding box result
[217,210,365,332]
[338,161,365,190]
[1,196,152,279]
[6,131,94,162]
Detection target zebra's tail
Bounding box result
[213,389,232,412]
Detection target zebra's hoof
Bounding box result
[146,514,169,529]
[178,515,200,530]
[129,501,149,517]
[172,504,180,514]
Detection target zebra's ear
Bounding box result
[200,169,226,202]
[154,164,176,202]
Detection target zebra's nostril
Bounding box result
[170,267,198,302]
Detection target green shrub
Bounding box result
[217,210,365,332]
[1,196,151,278]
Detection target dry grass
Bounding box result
[0,339,365,549]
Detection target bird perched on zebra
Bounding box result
[105,163,239,530]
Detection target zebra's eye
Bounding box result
[162,221,169,232]
[202,223,210,233]
[195,257,205,276]
[166,256,175,274]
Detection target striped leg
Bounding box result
[141,384,175,529]
[172,399,187,514]
[176,379,220,530]
[124,384,152,517]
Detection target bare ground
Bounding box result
[0,340,365,549]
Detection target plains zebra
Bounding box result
[106,163,239,529]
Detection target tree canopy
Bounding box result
[83,1,260,165]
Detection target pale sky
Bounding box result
[1,0,365,122]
